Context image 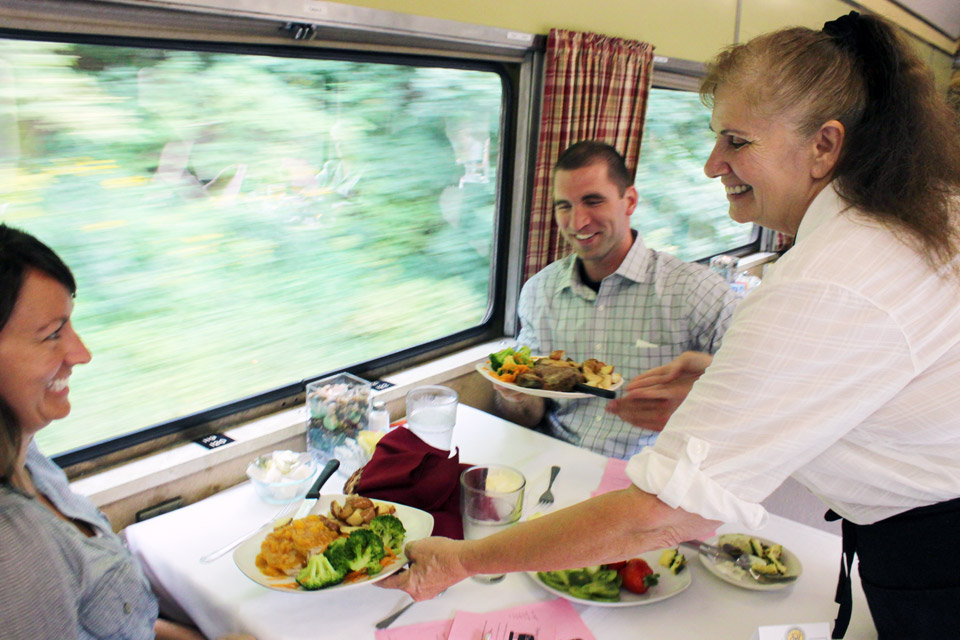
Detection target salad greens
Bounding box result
[536,566,623,602]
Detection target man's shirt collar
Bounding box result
[556,231,651,298]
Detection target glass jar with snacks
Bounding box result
[306,372,371,475]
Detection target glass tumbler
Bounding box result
[405,385,458,451]
[460,464,526,583]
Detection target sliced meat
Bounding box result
[536,364,584,391]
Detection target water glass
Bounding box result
[460,464,526,583]
[405,385,458,451]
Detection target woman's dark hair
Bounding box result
[0,225,76,481]
[700,12,960,276]
[554,140,634,196]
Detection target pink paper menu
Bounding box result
[590,456,716,539]
[376,618,453,640]
[377,598,595,640]
[590,457,631,497]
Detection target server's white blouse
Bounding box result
[627,183,960,528]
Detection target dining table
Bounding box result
[123,404,878,639]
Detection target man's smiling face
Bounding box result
[553,161,637,282]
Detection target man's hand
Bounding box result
[635,351,714,384]
[377,537,471,601]
[493,385,545,427]
[606,352,713,430]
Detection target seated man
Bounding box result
[496,140,738,458]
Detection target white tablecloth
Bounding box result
[124,404,877,639]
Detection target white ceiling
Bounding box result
[895,0,960,40]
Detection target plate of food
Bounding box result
[477,346,624,399]
[698,533,802,591]
[234,494,433,593]
[528,548,691,607]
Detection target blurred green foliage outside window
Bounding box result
[1,42,753,457]
[0,39,503,455]
[633,87,755,259]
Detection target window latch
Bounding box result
[283,22,316,41]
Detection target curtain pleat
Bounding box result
[525,29,654,280]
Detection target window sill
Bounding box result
[71,252,781,521]
[737,251,778,276]
[70,338,512,513]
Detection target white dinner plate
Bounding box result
[698,534,802,591]
[527,549,692,607]
[234,494,433,593]
[475,361,624,399]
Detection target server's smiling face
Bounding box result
[0,269,91,436]
[704,84,825,236]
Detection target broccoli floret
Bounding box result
[369,514,406,555]
[516,345,532,363]
[342,528,386,575]
[489,347,515,372]
[296,553,346,590]
[322,537,351,574]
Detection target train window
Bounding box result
[0,36,507,458]
[633,87,757,260]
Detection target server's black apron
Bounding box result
[827,496,960,639]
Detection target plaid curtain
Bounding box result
[525,29,655,281]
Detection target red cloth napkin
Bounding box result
[356,426,470,539]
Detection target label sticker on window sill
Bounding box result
[195,433,234,450]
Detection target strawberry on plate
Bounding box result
[619,558,660,595]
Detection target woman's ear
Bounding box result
[811,119,845,179]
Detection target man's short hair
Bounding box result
[554,141,634,195]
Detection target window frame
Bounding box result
[0,5,534,467]
[645,54,761,263]
[1,3,761,469]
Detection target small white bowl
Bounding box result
[246,450,318,504]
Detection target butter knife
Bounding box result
[572,382,616,399]
[291,458,341,520]
[199,458,340,563]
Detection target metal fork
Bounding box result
[200,500,299,563]
[741,558,798,584]
[537,466,561,507]
[683,540,798,584]
[718,544,798,584]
